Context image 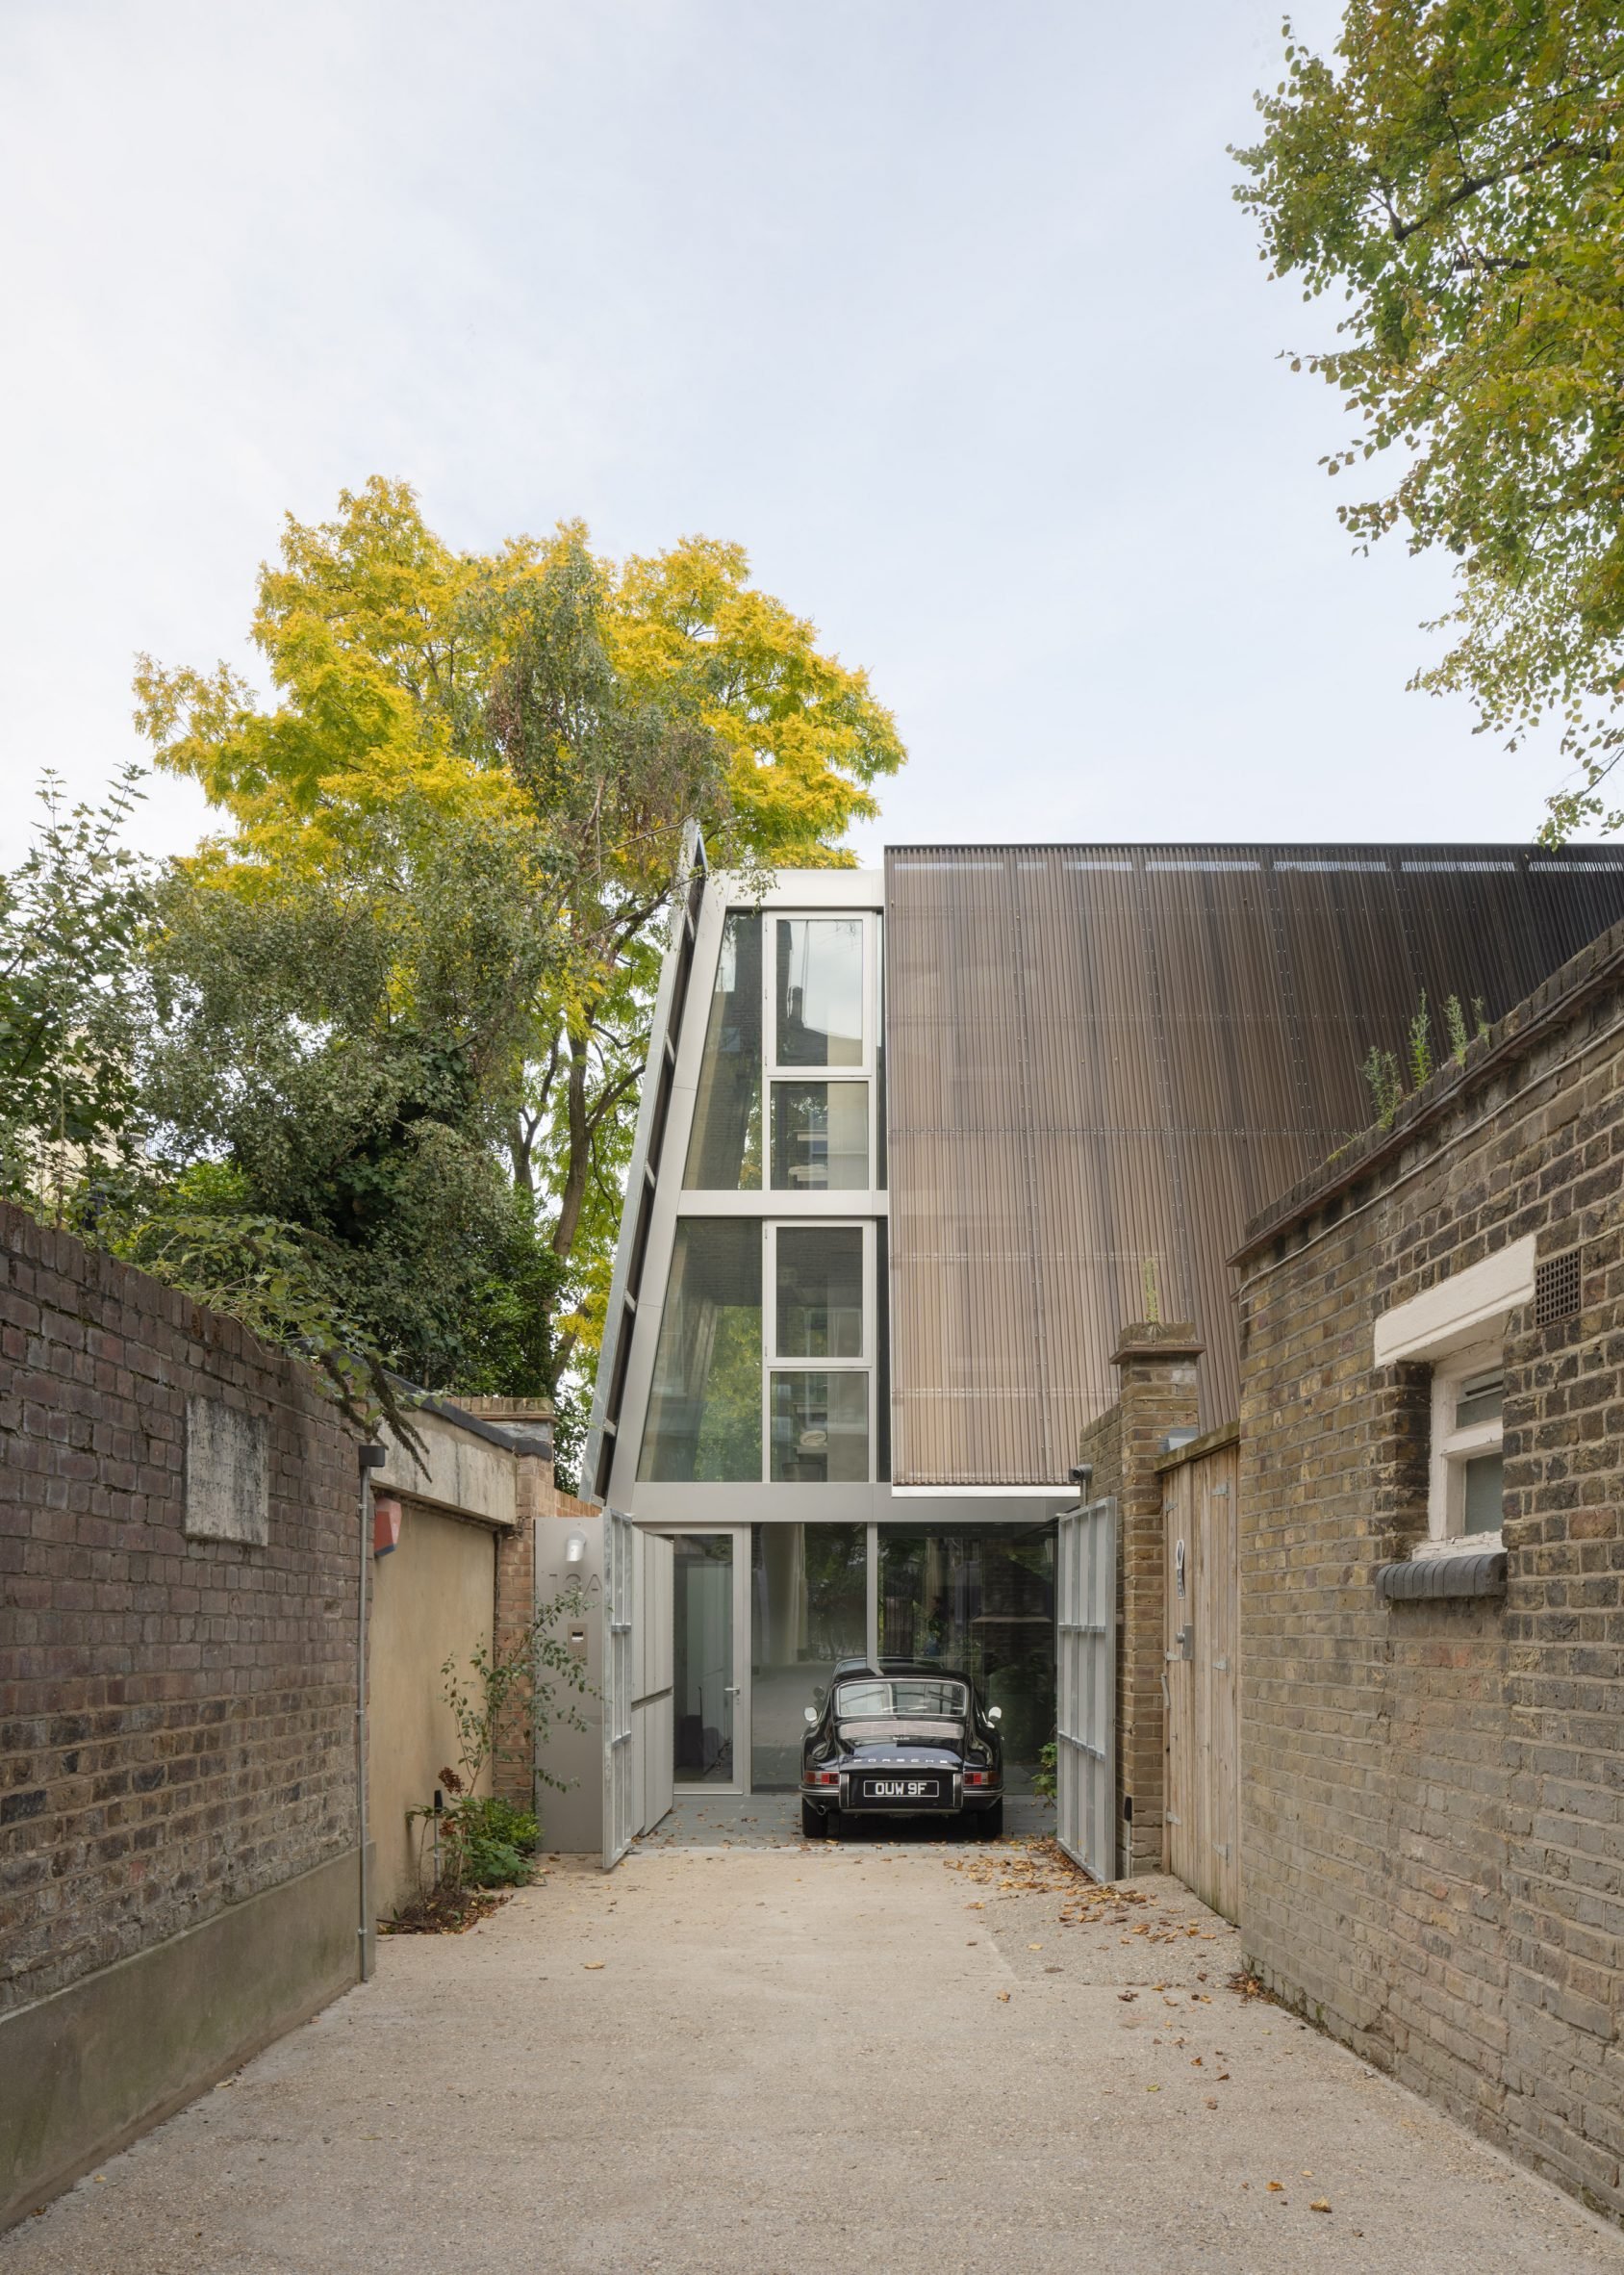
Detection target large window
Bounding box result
[769,1223,870,1482]
[749,1522,866,1788]
[638,1220,762,1481]
[775,917,864,1067]
[877,1522,1055,1768]
[684,912,762,1189]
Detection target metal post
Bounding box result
[357,1443,386,1979]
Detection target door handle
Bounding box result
[723,1685,740,1697]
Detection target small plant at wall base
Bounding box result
[1032,1741,1058,1802]
[407,1586,592,1900]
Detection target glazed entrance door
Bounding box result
[671,1530,749,1795]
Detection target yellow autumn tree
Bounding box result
[135,479,904,1471]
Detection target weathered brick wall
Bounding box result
[1235,944,1624,2215]
[0,1202,359,2015]
[1112,1327,1202,1875]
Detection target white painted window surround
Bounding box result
[1373,1237,1535,1552]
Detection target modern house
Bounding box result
[582,840,1624,1835]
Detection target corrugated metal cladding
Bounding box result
[885,843,1624,1486]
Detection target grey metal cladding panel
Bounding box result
[885,843,1624,1486]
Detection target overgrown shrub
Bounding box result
[451,1794,541,1888]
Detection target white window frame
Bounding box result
[1373,1237,1532,1555]
[764,908,879,1195]
[1428,1342,1505,1546]
[763,1217,874,1485]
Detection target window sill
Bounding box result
[1377,1549,1508,1602]
[1413,1528,1503,1558]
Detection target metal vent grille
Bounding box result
[1535,1246,1583,1329]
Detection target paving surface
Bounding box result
[9,1837,1624,2274]
[636,1790,1053,1846]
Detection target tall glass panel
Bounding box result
[770,1081,868,1189]
[775,918,863,1067]
[749,1523,866,1788]
[877,1523,1055,1774]
[683,913,762,1189]
[638,1220,762,1481]
[775,1225,864,1359]
[673,1535,735,1784]
[770,1372,868,1482]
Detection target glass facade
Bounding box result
[770,1080,868,1189]
[770,1371,869,1483]
[775,917,864,1066]
[684,913,762,1189]
[774,1225,863,1359]
[877,1522,1056,1769]
[749,1522,866,1788]
[638,1219,762,1481]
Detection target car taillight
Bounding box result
[809,1770,839,1787]
[964,1770,990,1787]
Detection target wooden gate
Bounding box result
[1161,1434,1239,1921]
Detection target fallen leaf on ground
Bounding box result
[583,1962,605,1971]
[1267,2181,1284,2193]
[997,1991,1010,2003]
[1310,2201,1332,2214]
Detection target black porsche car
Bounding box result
[799,1657,1004,1840]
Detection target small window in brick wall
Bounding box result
[1535,1245,1583,1329]
[1429,1348,1505,1542]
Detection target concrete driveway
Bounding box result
[8,1836,1622,2275]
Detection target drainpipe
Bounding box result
[357,1443,386,1981]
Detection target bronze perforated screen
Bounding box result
[884,844,1624,1485]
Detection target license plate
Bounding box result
[858,1776,944,1803]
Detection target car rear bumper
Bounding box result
[799,1773,1002,1815]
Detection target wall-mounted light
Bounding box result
[565,1531,587,1565]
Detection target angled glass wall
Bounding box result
[684,912,762,1189]
[638,1219,762,1481]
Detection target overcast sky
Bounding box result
[0,0,1580,870]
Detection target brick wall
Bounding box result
[1234,934,1624,2216]
[1074,1327,1202,1877]
[1113,1327,1202,1875]
[0,1201,359,2016]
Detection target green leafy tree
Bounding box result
[136,795,562,1398]
[1233,5,1624,834]
[0,768,153,1213]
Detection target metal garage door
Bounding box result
[1055,1495,1117,1882]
